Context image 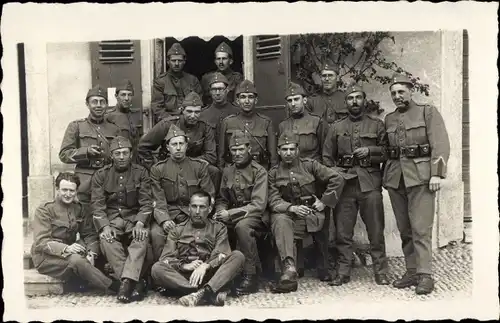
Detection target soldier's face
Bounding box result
[56,179,78,205]
[167,136,187,159]
[278,143,299,164]
[237,93,258,112]
[215,52,232,72]
[86,96,108,118]
[183,106,202,125]
[116,90,133,109]
[230,144,251,165]
[111,147,132,170]
[210,82,228,103]
[320,70,338,91]
[345,91,365,116]
[390,84,412,109]
[286,95,307,116]
[168,54,186,73]
[189,195,211,224]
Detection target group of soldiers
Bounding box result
[31,41,451,307]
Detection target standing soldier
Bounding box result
[91,136,153,303]
[268,131,345,293]
[322,83,389,286]
[149,125,216,262]
[151,42,202,123]
[105,80,143,162]
[218,80,277,170]
[201,41,244,105]
[59,85,120,217]
[307,61,348,124]
[384,73,450,295]
[214,131,268,296]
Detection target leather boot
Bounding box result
[117,278,134,303]
[236,274,259,295]
[393,271,419,289]
[416,274,434,295]
[318,269,333,282]
[271,258,298,293]
[178,286,209,307]
[130,278,148,302]
[329,274,350,286]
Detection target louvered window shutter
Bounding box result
[99,40,134,64]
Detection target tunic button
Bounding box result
[120,176,123,179]
[293,178,296,181]
[290,172,294,175]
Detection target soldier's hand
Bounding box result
[162,220,176,232]
[66,243,87,255]
[133,222,149,241]
[189,263,209,287]
[88,145,102,157]
[429,176,442,192]
[312,196,325,212]
[100,226,116,242]
[183,260,203,271]
[214,210,230,223]
[290,205,314,218]
[353,147,369,159]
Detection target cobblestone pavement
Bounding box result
[26,243,472,309]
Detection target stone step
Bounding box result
[24,269,64,296]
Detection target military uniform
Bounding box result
[59,85,121,207]
[151,43,202,123]
[383,74,450,281]
[322,84,388,282]
[201,42,244,105]
[151,219,245,296]
[268,132,345,291]
[91,137,154,283]
[31,199,114,291]
[219,80,277,170]
[149,125,216,260]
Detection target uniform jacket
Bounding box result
[201,69,244,105]
[199,101,240,149]
[307,90,347,124]
[383,101,450,189]
[105,106,143,157]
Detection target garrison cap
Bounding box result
[215,41,233,57]
[345,82,365,96]
[209,72,229,86]
[110,136,132,151]
[278,131,299,147]
[390,73,413,88]
[285,82,306,98]
[182,91,203,107]
[86,85,107,101]
[165,124,186,143]
[235,80,258,96]
[115,79,134,95]
[320,60,339,74]
[229,130,251,147]
[167,43,186,57]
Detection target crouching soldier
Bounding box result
[91,136,154,303]
[151,191,245,307]
[149,124,216,262]
[31,172,121,294]
[268,131,345,293]
[214,130,268,295]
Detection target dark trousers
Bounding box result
[335,179,387,276]
[151,250,245,295]
[227,216,266,275]
[387,177,435,275]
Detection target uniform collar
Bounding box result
[118,105,130,113]
[290,109,307,119]
[396,100,416,113]
[220,68,233,77]
[348,112,364,122]
[167,69,184,80]
[88,114,105,124]
[281,158,300,169]
[235,156,253,169]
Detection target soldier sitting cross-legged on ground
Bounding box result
[151,190,245,307]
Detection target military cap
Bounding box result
[235,80,258,96]
[110,136,132,151]
[209,72,229,86]
[229,130,251,147]
[320,60,339,74]
[165,124,187,143]
[345,82,365,96]
[284,82,306,98]
[278,131,299,147]
[215,41,233,57]
[390,73,413,88]
[167,43,186,57]
[182,91,203,107]
[115,79,134,95]
[86,84,107,101]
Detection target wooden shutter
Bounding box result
[98,40,135,64]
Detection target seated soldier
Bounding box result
[214,130,268,295]
[31,172,120,294]
[268,131,345,293]
[151,191,245,307]
[149,124,216,262]
[91,136,153,303]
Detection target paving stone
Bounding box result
[25,269,64,296]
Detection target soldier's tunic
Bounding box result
[383,101,450,275]
[91,163,154,282]
[151,71,202,123]
[218,112,277,170]
[307,90,348,124]
[149,157,216,260]
[201,69,244,106]
[268,158,345,272]
[151,219,245,295]
[215,160,268,274]
[31,200,113,290]
[59,116,121,205]
[199,101,240,147]
[322,114,388,276]
[106,105,143,162]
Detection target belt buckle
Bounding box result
[399,147,407,157]
[343,155,354,167]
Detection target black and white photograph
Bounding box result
[1,2,498,321]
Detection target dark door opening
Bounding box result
[17,43,29,217]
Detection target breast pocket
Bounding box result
[186,179,201,197]
[296,128,317,152]
[161,176,178,201]
[338,134,352,154]
[413,156,431,182]
[51,220,73,242]
[125,184,140,208]
[386,125,397,146]
[78,128,98,146]
[360,132,378,146]
[405,121,427,145]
